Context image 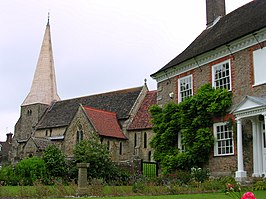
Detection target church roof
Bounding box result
[22,21,60,106]
[36,86,143,129]
[83,106,126,139]
[152,0,266,76]
[127,90,157,130]
[31,137,51,150]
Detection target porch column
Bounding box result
[256,118,263,176]
[235,118,247,181]
[251,118,259,177]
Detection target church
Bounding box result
[10,19,156,164]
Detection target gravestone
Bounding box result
[77,163,90,195]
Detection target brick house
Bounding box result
[151,0,266,181]
[11,19,156,164]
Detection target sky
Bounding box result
[0,0,252,141]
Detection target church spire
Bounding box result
[22,18,60,106]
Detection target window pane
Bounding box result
[214,123,234,156]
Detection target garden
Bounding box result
[0,85,265,198]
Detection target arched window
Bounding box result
[76,124,84,144]
[144,132,147,148]
[148,151,152,162]
[119,142,122,155]
[107,140,110,150]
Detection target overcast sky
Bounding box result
[0,0,252,141]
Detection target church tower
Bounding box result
[13,18,60,157]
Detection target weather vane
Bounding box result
[47,12,50,25]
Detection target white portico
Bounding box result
[233,96,266,181]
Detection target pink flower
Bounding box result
[241,192,256,199]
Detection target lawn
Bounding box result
[0,185,265,198]
[79,191,265,199]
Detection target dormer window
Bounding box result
[212,60,231,91]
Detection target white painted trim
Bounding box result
[211,59,231,91]
[177,74,193,103]
[152,28,266,83]
[213,122,234,157]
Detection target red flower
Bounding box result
[241,192,256,199]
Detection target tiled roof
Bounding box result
[36,86,143,129]
[32,137,51,150]
[152,0,266,75]
[83,106,127,139]
[127,91,157,130]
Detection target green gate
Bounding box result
[141,160,159,177]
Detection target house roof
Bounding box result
[127,90,157,130]
[36,86,143,129]
[83,106,127,139]
[152,0,266,76]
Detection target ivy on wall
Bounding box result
[150,84,232,173]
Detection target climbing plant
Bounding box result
[150,84,232,173]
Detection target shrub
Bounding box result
[15,156,47,185]
[252,178,266,190]
[42,144,67,183]
[0,165,19,185]
[74,135,130,184]
[190,167,210,183]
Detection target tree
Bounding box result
[43,144,67,181]
[73,134,122,182]
[150,84,232,173]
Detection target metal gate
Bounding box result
[141,160,159,177]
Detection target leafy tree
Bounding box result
[73,134,125,183]
[15,156,47,185]
[43,144,67,181]
[150,84,232,173]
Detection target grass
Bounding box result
[0,185,265,199]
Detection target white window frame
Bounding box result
[178,74,193,102]
[212,60,232,91]
[253,48,266,86]
[213,122,234,156]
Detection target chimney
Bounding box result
[206,0,226,28]
[6,132,13,144]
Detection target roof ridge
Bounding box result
[55,86,143,103]
[83,105,116,116]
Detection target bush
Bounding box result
[15,156,47,185]
[253,178,266,190]
[190,167,210,183]
[0,166,19,185]
[74,135,130,184]
[43,145,67,183]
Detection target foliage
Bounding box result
[190,167,210,183]
[0,165,19,185]
[73,134,129,184]
[150,84,232,173]
[252,178,266,190]
[15,156,47,185]
[42,144,67,182]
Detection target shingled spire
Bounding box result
[22,18,60,106]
